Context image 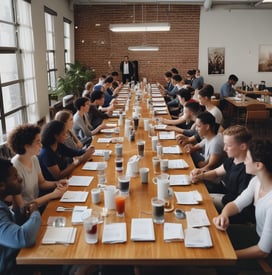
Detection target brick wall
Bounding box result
[74,4,200,84]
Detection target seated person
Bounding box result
[169,101,201,135]
[39,120,95,181]
[160,87,195,128]
[191,125,254,224]
[198,84,223,126]
[184,112,225,171]
[73,97,105,146]
[8,124,68,210]
[55,110,83,150]
[87,90,111,129]
[192,69,204,90]
[82,81,94,98]
[157,71,174,92]
[220,74,239,110]
[0,158,41,275]
[213,139,272,271]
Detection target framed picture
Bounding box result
[208,47,225,75]
[258,45,272,72]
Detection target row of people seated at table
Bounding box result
[1,138,272,274]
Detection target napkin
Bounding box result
[102,223,127,244]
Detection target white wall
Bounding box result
[199,8,272,93]
[31,0,74,120]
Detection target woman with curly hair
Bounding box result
[8,124,67,209]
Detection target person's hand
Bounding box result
[51,186,67,199]
[213,215,229,231]
[24,201,39,217]
[86,145,95,155]
[166,125,176,131]
[190,168,202,182]
[184,143,194,153]
[56,179,68,187]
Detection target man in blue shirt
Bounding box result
[220,74,239,110]
[0,158,41,274]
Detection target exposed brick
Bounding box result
[74,4,200,83]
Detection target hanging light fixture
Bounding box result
[109,22,170,32]
[128,45,159,51]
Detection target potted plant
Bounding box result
[51,61,96,100]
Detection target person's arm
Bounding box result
[166,125,185,133]
[0,205,41,249]
[198,153,222,171]
[161,115,186,126]
[191,164,225,183]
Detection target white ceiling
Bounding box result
[71,0,272,9]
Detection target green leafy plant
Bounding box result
[51,61,95,99]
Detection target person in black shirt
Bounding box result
[191,125,254,224]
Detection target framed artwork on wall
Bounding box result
[208,47,225,75]
[258,45,272,72]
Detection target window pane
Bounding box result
[17,0,32,26]
[22,53,34,78]
[0,0,13,22]
[45,13,53,32]
[48,52,55,69]
[2,83,23,113]
[49,71,56,88]
[0,53,19,83]
[0,23,16,47]
[24,79,36,104]
[6,111,23,134]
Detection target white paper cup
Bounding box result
[139,167,149,184]
[103,185,116,209]
[157,174,170,200]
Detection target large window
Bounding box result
[45,7,57,91]
[64,18,71,71]
[0,0,36,142]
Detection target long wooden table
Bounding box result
[17,87,236,267]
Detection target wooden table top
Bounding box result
[17,87,236,266]
[225,96,272,109]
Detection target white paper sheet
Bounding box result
[168,159,189,169]
[169,175,191,186]
[185,208,210,228]
[159,131,175,140]
[130,218,155,241]
[174,190,203,205]
[60,191,88,203]
[162,145,182,154]
[42,227,77,244]
[184,227,212,248]
[68,175,94,186]
[102,223,127,244]
[164,223,184,242]
[93,150,112,157]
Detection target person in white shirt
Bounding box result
[213,139,272,269]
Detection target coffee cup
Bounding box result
[157,173,170,200]
[139,167,149,184]
[151,197,165,224]
[103,185,116,209]
[115,143,123,157]
[160,159,168,172]
[137,140,145,158]
[115,157,123,172]
[118,175,130,196]
[152,157,160,174]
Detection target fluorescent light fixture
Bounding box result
[128,45,159,51]
[109,23,170,32]
[262,0,272,2]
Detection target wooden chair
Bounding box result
[245,103,270,136]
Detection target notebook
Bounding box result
[169,175,191,186]
[130,218,155,241]
[68,175,94,186]
[184,227,212,248]
[174,190,203,205]
[164,223,184,242]
[102,223,127,244]
[42,227,77,244]
[60,191,88,203]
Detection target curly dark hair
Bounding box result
[0,158,13,182]
[41,120,65,147]
[8,124,40,155]
[249,139,272,174]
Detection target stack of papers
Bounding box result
[82,161,107,170]
[169,175,191,186]
[97,137,124,143]
[130,218,155,241]
[93,149,112,157]
[153,107,168,111]
[42,227,77,244]
[68,175,94,186]
[152,102,166,107]
[168,159,189,169]
[174,190,203,205]
[163,145,182,154]
[185,208,210,228]
[105,123,117,127]
[71,206,92,224]
[152,98,165,102]
[164,223,184,242]
[102,223,127,244]
[60,191,88,202]
[155,110,168,115]
[100,128,115,133]
[184,227,213,248]
[159,131,175,140]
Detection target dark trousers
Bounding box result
[122,74,132,84]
